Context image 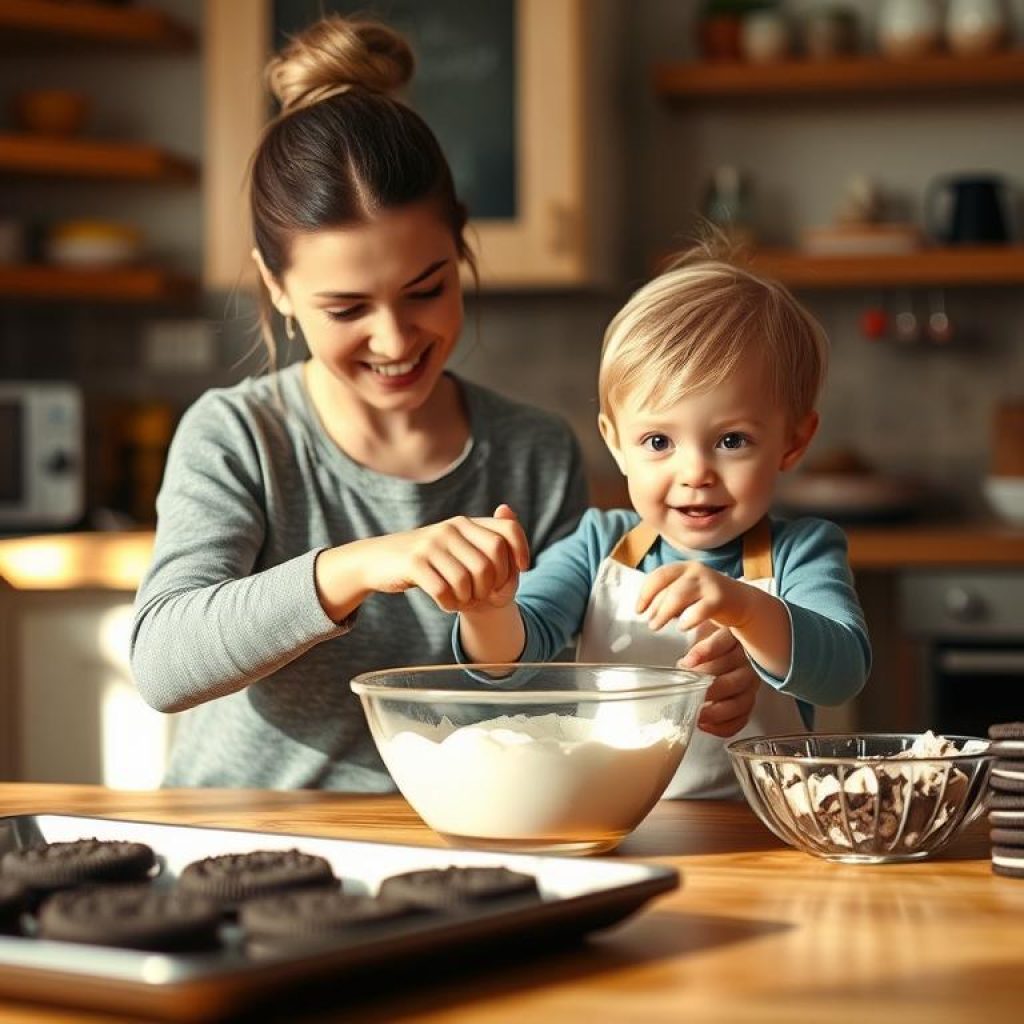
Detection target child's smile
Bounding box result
[601,365,816,552]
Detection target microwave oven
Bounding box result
[0,382,84,531]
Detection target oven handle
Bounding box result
[937,649,1024,675]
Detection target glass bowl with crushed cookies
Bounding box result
[727,731,993,863]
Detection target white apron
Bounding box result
[576,518,806,799]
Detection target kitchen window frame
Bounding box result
[203,0,613,292]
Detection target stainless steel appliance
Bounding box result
[0,382,83,531]
[900,571,1024,737]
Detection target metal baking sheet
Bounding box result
[0,813,678,1021]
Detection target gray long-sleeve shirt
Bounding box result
[131,364,587,790]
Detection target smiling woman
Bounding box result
[254,208,468,480]
[128,13,589,791]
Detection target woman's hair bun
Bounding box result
[266,15,415,113]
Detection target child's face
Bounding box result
[258,201,464,414]
[600,365,817,552]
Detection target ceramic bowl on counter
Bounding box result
[728,732,993,864]
[351,663,712,856]
[984,476,1024,526]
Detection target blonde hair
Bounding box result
[599,244,827,427]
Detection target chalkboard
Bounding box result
[274,0,517,220]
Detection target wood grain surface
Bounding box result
[0,785,1020,1023]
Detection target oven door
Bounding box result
[930,642,1024,738]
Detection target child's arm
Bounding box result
[452,505,529,663]
[637,520,870,705]
[637,564,793,678]
[681,626,760,737]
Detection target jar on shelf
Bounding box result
[698,1,778,61]
[800,6,860,59]
[946,0,1009,56]
[877,0,942,58]
[740,9,791,63]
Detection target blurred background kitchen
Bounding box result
[1,0,1022,788]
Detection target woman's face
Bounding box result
[260,202,464,413]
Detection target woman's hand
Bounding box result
[677,625,759,738]
[329,504,529,617]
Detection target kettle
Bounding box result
[925,174,1012,245]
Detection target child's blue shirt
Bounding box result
[454,508,871,716]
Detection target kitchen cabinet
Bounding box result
[204,0,622,291]
[0,586,174,787]
[0,0,198,304]
[653,49,1024,289]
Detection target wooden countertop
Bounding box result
[0,785,1019,1023]
[1,523,1023,591]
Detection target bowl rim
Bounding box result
[726,731,993,764]
[350,661,713,704]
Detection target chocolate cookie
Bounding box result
[988,722,1024,759]
[989,769,1024,795]
[0,878,28,935]
[37,884,222,951]
[1,838,156,894]
[990,828,1024,848]
[240,888,421,953]
[177,849,336,906]
[377,866,540,911]
[992,845,1024,880]
[989,792,1024,830]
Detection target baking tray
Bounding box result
[0,813,678,1021]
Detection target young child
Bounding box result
[455,248,872,798]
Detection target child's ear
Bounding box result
[252,248,294,318]
[598,413,627,476]
[780,411,819,471]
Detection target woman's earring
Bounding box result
[284,314,296,341]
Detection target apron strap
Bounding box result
[609,517,775,580]
[609,523,660,567]
[741,516,773,580]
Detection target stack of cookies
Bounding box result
[988,722,1024,879]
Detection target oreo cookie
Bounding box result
[992,844,1024,880]
[990,828,1024,848]
[0,878,28,935]
[989,765,1024,795]
[377,866,540,911]
[37,884,221,952]
[989,792,1024,830]
[1,838,156,895]
[988,722,1024,760]
[240,889,422,954]
[177,849,336,906]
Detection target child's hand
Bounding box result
[360,504,529,613]
[635,561,757,634]
[678,625,759,738]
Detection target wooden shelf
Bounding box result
[0,0,194,50]
[0,133,197,183]
[745,245,1024,289]
[0,265,197,303]
[653,246,1024,289]
[654,50,1024,101]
